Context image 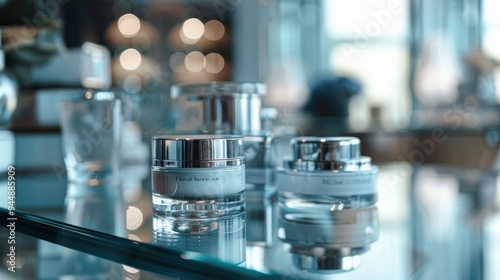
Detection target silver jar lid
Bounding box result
[152,134,244,168]
[292,137,360,161]
[171,82,266,134]
[286,137,371,171]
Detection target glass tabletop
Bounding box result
[1,163,500,279]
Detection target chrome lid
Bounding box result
[285,137,372,171]
[292,137,360,161]
[152,134,244,167]
[171,82,266,134]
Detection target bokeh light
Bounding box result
[185,51,206,72]
[122,265,140,274]
[118,13,141,37]
[120,48,142,70]
[204,20,225,41]
[205,53,225,73]
[128,234,141,241]
[126,206,144,230]
[182,18,204,41]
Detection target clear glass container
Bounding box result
[151,134,246,265]
[151,135,245,241]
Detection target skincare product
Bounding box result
[276,137,378,211]
[151,134,246,265]
[151,135,245,233]
[171,82,277,248]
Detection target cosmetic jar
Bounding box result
[171,82,266,134]
[151,135,245,234]
[276,137,378,211]
[172,82,277,248]
[277,206,379,273]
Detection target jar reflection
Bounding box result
[153,212,246,266]
[60,181,127,279]
[268,206,379,275]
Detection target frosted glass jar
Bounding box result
[151,135,245,234]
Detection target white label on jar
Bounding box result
[152,167,245,199]
[276,168,378,196]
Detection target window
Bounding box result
[324,0,411,130]
[482,0,500,101]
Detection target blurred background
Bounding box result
[2,0,500,169]
[2,2,500,279]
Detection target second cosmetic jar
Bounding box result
[276,137,378,211]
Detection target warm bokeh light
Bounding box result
[122,265,140,274]
[204,20,225,41]
[169,52,186,73]
[182,18,204,41]
[120,48,142,70]
[185,51,206,72]
[126,206,144,230]
[118,13,141,37]
[128,234,141,241]
[204,53,225,73]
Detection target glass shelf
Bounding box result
[1,163,500,279]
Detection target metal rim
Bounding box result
[152,134,244,163]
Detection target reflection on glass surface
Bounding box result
[245,188,277,273]
[246,188,277,247]
[63,181,126,237]
[153,212,246,266]
[274,206,379,274]
[411,166,498,280]
[0,208,272,280]
[60,180,127,279]
[4,164,500,279]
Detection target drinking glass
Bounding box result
[59,91,122,185]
